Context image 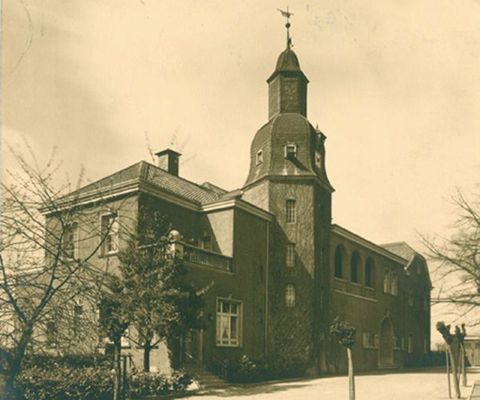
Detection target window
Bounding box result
[63,223,78,259]
[286,199,296,223]
[334,245,345,278]
[350,252,361,283]
[256,150,263,165]
[101,214,119,254]
[384,271,398,295]
[285,143,297,159]
[73,301,83,337]
[365,258,375,288]
[216,299,241,347]
[200,233,212,250]
[362,332,378,349]
[391,274,399,295]
[285,284,296,307]
[46,321,57,347]
[393,336,402,350]
[286,243,295,267]
[408,335,413,354]
[383,272,391,294]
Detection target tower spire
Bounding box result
[277,7,293,49]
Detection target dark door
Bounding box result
[379,318,394,366]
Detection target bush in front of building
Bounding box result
[213,354,308,383]
[128,370,192,398]
[15,356,192,400]
[16,365,114,400]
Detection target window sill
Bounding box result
[216,343,241,348]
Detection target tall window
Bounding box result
[285,284,296,307]
[408,335,413,354]
[73,301,83,337]
[350,251,361,283]
[365,257,375,288]
[334,245,345,278]
[101,214,119,254]
[408,291,414,306]
[391,274,399,295]
[46,321,57,348]
[216,299,241,347]
[63,223,78,259]
[286,243,295,267]
[383,272,391,293]
[286,199,296,223]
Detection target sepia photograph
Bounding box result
[1,1,479,399]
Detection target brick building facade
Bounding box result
[46,32,431,374]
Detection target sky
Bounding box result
[2,0,480,343]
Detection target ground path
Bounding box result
[184,368,480,400]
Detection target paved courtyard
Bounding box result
[185,368,480,400]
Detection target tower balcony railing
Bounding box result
[180,243,232,272]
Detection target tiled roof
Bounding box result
[59,161,223,206]
[140,162,221,204]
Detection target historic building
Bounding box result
[46,24,431,374]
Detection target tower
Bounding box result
[242,13,334,371]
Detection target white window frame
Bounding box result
[286,243,295,268]
[216,298,242,347]
[286,199,296,223]
[284,143,297,159]
[101,213,119,255]
[285,284,296,307]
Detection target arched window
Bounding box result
[350,251,361,283]
[285,284,296,307]
[365,257,375,288]
[334,245,346,278]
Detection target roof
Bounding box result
[382,242,432,288]
[381,242,424,261]
[58,161,224,207]
[331,224,408,265]
[267,48,309,83]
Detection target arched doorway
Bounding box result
[379,318,394,366]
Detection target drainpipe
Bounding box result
[264,219,270,357]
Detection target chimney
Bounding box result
[155,149,181,176]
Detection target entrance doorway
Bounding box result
[379,318,394,366]
[183,330,203,367]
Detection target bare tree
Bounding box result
[0,145,122,397]
[421,190,480,316]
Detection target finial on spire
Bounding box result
[278,7,293,49]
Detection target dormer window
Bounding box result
[256,150,263,166]
[285,143,297,159]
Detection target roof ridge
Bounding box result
[143,161,220,197]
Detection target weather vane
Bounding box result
[278,7,294,49]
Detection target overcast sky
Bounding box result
[2,1,480,341]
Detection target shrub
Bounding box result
[128,371,192,398]
[15,362,192,400]
[214,354,308,383]
[16,365,113,400]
